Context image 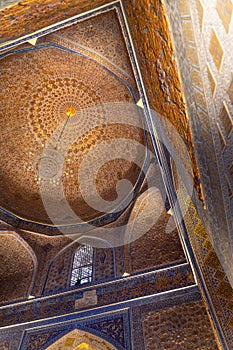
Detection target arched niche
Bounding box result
[0,231,37,303]
[43,234,117,294]
[78,235,117,282]
[124,187,186,274]
[45,329,118,350]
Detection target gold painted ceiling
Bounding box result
[0,10,146,225]
[0,0,203,228]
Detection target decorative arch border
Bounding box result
[19,310,130,350]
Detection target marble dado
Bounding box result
[0,264,195,327]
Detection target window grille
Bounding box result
[70,245,93,286]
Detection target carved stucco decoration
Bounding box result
[0,11,145,226]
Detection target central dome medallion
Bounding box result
[66,107,76,118]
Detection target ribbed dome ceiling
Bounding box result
[0,38,145,226]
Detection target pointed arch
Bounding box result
[45,329,118,350]
[124,187,185,274]
[76,235,117,280]
[0,231,38,303]
[13,231,38,296]
[43,234,116,294]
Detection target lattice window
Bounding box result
[70,245,93,286]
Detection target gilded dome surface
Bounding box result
[0,43,145,226]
